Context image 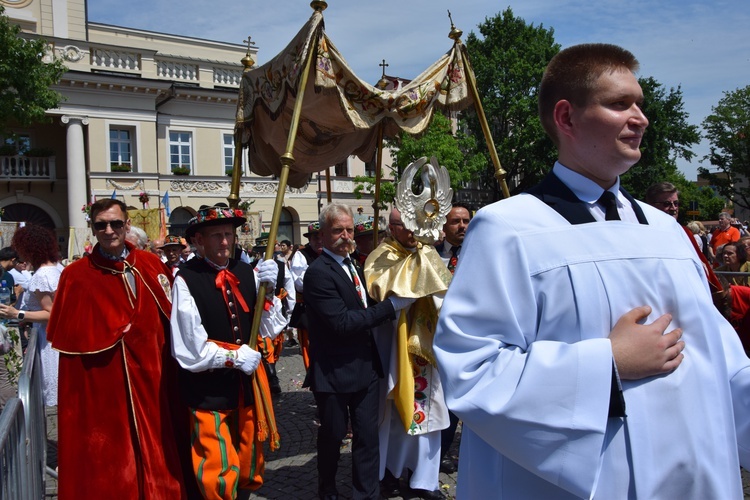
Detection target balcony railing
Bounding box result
[0,156,57,181]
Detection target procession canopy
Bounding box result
[235,9,475,188]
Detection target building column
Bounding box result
[61,115,90,257]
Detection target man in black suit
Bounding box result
[304,202,414,500]
[434,203,471,276]
[433,203,472,475]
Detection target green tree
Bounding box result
[620,77,701,199]
[353,170,397,211]
[463,7,560,198]
[0,5,66,133]
[698,85,750,210]
[675,179,726,222]
[354,111,486,207]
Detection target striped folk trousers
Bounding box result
[190,403,264,499]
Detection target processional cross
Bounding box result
[379,59,389,78]
[243,36,256,55]
[132,211,151,234]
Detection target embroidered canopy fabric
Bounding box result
[235,10,474,188]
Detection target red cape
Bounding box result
[682,225,722,293]
[47,243,190,499]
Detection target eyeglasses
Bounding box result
[653,200,680,208]
[92,220,126,231]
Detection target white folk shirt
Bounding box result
[434,173,750,499]
[290,250,310,292]
[170,266,287,372]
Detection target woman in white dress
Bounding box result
[0,225,63,407]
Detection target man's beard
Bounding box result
[333,237,357,254]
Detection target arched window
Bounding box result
[169,207,195,237]
[277,208,294,245]
[2,203,55,229]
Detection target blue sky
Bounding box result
[87,0,750,181]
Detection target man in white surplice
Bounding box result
[433,43,750,499]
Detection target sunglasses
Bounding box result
[93,220,126,231]
[654,200,680,208]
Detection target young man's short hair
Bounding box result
[538,43,640,146]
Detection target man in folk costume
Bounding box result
[364,158,452,500]
[47,198,187,499]
[434,43,750,499]
[170,206,287,499]
[161,234,187,276]
[289,222,323,369]
[258,253,295,394]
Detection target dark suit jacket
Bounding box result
[434,240,447,258]
[303,251,395,393]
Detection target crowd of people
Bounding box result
[3,42,750,500]
[644,181,750,355]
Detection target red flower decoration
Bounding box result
[413,411,425,424]
[414,376,428,392]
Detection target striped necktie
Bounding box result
[344,257,366,308]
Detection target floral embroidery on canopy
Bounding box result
[235,10,474,188]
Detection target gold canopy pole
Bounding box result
[249,0,326,345]
[228,127,244,209]
[371,60,389,248]
[448,14,511,199]
[372,124,385,249]
[228,37,257,208]
[239,1,327,453]
[325,167,332,203]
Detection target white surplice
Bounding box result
[374,313,448,491]
[434,193,750,499]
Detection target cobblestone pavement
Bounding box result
[43,344,750,499]
[249,345,459,499]
[43,344,459,499]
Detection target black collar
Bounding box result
[526,172,648,225]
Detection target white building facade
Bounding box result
[0,0,384,255]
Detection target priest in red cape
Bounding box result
[48,198,189,499]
